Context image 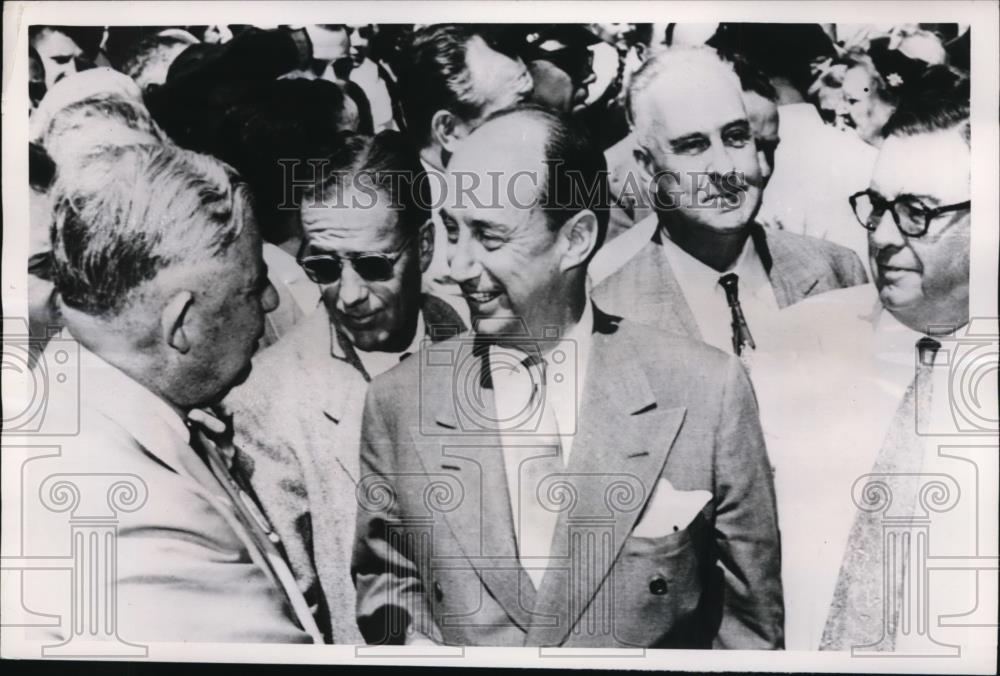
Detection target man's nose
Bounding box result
[261,281,280,314]
[868,206,906,252]
[447,233,482,284]
[706,141,737,178]
[336,264,369,307]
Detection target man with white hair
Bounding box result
[16,143,325,643]
[592,47,867,359]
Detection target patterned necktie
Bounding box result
[504,353,564,590]
[820,336,941,651]
[719,273,756,356]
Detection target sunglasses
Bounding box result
[298,236,413,284]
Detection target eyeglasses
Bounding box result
[850,190,970,238]
[298,236,412,284]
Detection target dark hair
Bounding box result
[214,77,353,241]
[715,47,778,102]
[305,130,431,236]
[395,25,487,145]
[29,143,56,192]
[485,104,610,258]
[882,68,970,145]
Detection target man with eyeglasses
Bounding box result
[226,131,466,643]
[751,86,992,651]
[590,47,868,366]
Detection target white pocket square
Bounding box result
[632,478,712,538]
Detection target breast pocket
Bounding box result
[608,506,714,647]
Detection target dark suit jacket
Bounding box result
[592,222,869,339]
[352,307,784,648]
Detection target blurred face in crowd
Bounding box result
[867,127,970,332]
[841,65,896,147]
[432,35,533,157]
[169,213,278,407]
[634,63,763,234]
[348,24,372,67]
[742,89,780,183]
[528,47,596,114]
[300,189,431,352]
[32,28,84,90]
[443,115,595,340]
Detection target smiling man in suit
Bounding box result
[352,105,783,648]
[592,47,867,359]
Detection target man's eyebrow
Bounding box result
[469,217,509,233]
[668,132,708,149]
[721,119,751,133]
[439,207,456,224]
[897,192,942,205]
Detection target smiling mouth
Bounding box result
[341,310,380,326]
[465,289,502,304]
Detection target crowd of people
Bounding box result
[18,21,980,651]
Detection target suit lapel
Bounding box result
[752,223,820,307]
[525,312,686,646]
[635,235,701,339]
[416,340,538,631]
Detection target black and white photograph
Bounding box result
[1,1,997,672]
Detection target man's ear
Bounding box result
[431,109,467,154]
[162,290,195,355]
[417,218,435,273]
[558,210,599,273]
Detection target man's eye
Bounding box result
[674,140,708,155]
[477,233,505,249]
[51,56,74,65]
[724,130,751,147]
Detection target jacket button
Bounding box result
[434,581,444,602]
[649,576,668,595]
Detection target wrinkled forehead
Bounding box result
[871,129,970,203]
[301,186,403,250]
[635,68,747,142]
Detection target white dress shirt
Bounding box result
[488,303,593,585]
[752,284,994,651]
[658,229,780,355]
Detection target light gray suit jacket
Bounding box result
[593,222,869,340]
[17,342,316,643]
[352,307,784,648]
[226,294,465,643]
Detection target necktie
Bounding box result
[719,273,756,356]
[188,410,325,644]
[820,337,941,651]
[504,354,564,590]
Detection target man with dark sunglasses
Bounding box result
[226,130,465,643]
[751,86,991,651]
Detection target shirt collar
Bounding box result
[73,341,192,463]
[659,228,772,300]
[486,301,595,380]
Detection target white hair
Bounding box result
[626,46,744,149]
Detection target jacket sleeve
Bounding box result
[351,384,443,645]
[711,357,785,649]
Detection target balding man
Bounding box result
[16,143,323,643]
[352,106,783,648]
[592,47,867,361]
